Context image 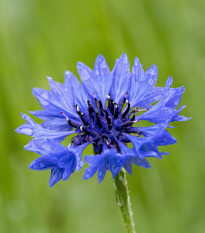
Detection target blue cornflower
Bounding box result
[16,54,190,186]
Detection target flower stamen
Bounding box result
[121,92,128,109]
[60,111,79,128]
[122,100,130,119]
[114,103,119,119]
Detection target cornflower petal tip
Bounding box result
[147,64,158,75]
[28,162,35,170]
[47,75,52,81]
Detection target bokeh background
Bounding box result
[0,0,204,232]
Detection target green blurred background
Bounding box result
[0,0,203,232]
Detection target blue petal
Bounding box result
[25,139,87,175]
[29,156,57,170]
[77,62,92,82]
[124,156,151,174]
[49,168,64,187]
[32,88,50,108]
[171,105,191,122]
[165,86,185,108]
[131,57,144,82]
[62,159,76,181]
[124,160,133,175]
[165,76,173,89]
[136,77,190,124]
[41,117,73,131]
[84,148,127,183]
[124,134,160,158]
[129,59,164,108]
[122,134,146,154]
[136,100,174,124]
[117,140,135,154]
[83,156,101,180]
[94,55,112,106]
[47,76,64,98]
[153,131,177,146]
[109,155,128,179]
[33,75,79,121]
[117,140,151,170]
[161,152,170,156]
[65,71,89,113]
[26,139,82,186]
[68,142,90,172]
[139,142,162,159]
[135,123,168,137]
[145,65,158,87]
[24,138,68,156]
[58,153,75,168]
[97,165,107,184]
[131,156,151,168]
[110,54,130,103]
[125,131,176,159]
[64,71,81,89]
[173,115,191,122]
[78,55,112,107]
[15,113,35,136]
[30,110,74,130]
[135,87,165,108]
[16,113,75,142]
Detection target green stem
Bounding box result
[113,168,136,233]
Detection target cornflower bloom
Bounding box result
[16,54,190,187]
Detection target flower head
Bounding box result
[16,54,190,186]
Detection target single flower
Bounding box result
[16,54,190,187]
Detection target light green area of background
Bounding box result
[0,0,204,232]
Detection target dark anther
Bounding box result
[80,113,88,126]
[98,100,104,116]
[75,105,88,126]
[113,139,121,153]
[108,124,112,130]
[107,93,111,100]
[102,135,109,141]
[61,111,78,128]
[129,109,136,114]
[121,121,134,128]
[107,93,114,115]
[103,108,112,130]
[99,100,103,109]
[122,101,130,119]
[94,97,99,110]
[80,126,93,136]
[110,101,115,115]
[96,113,102,128]
[130,115,135,121]
[108,100,110,110]
[121,92,128,109]
[114,103,118,119]
[108,99,112,112]
[91,115,95,123]
[75,104,81,114]
[67,119,78,128]
[107,116,112,126]
[104,109,112,126]
[87,100,94,115]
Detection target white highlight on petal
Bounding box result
[79,161,84,168]
[39,92,49,106]
[20,128,33,135]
